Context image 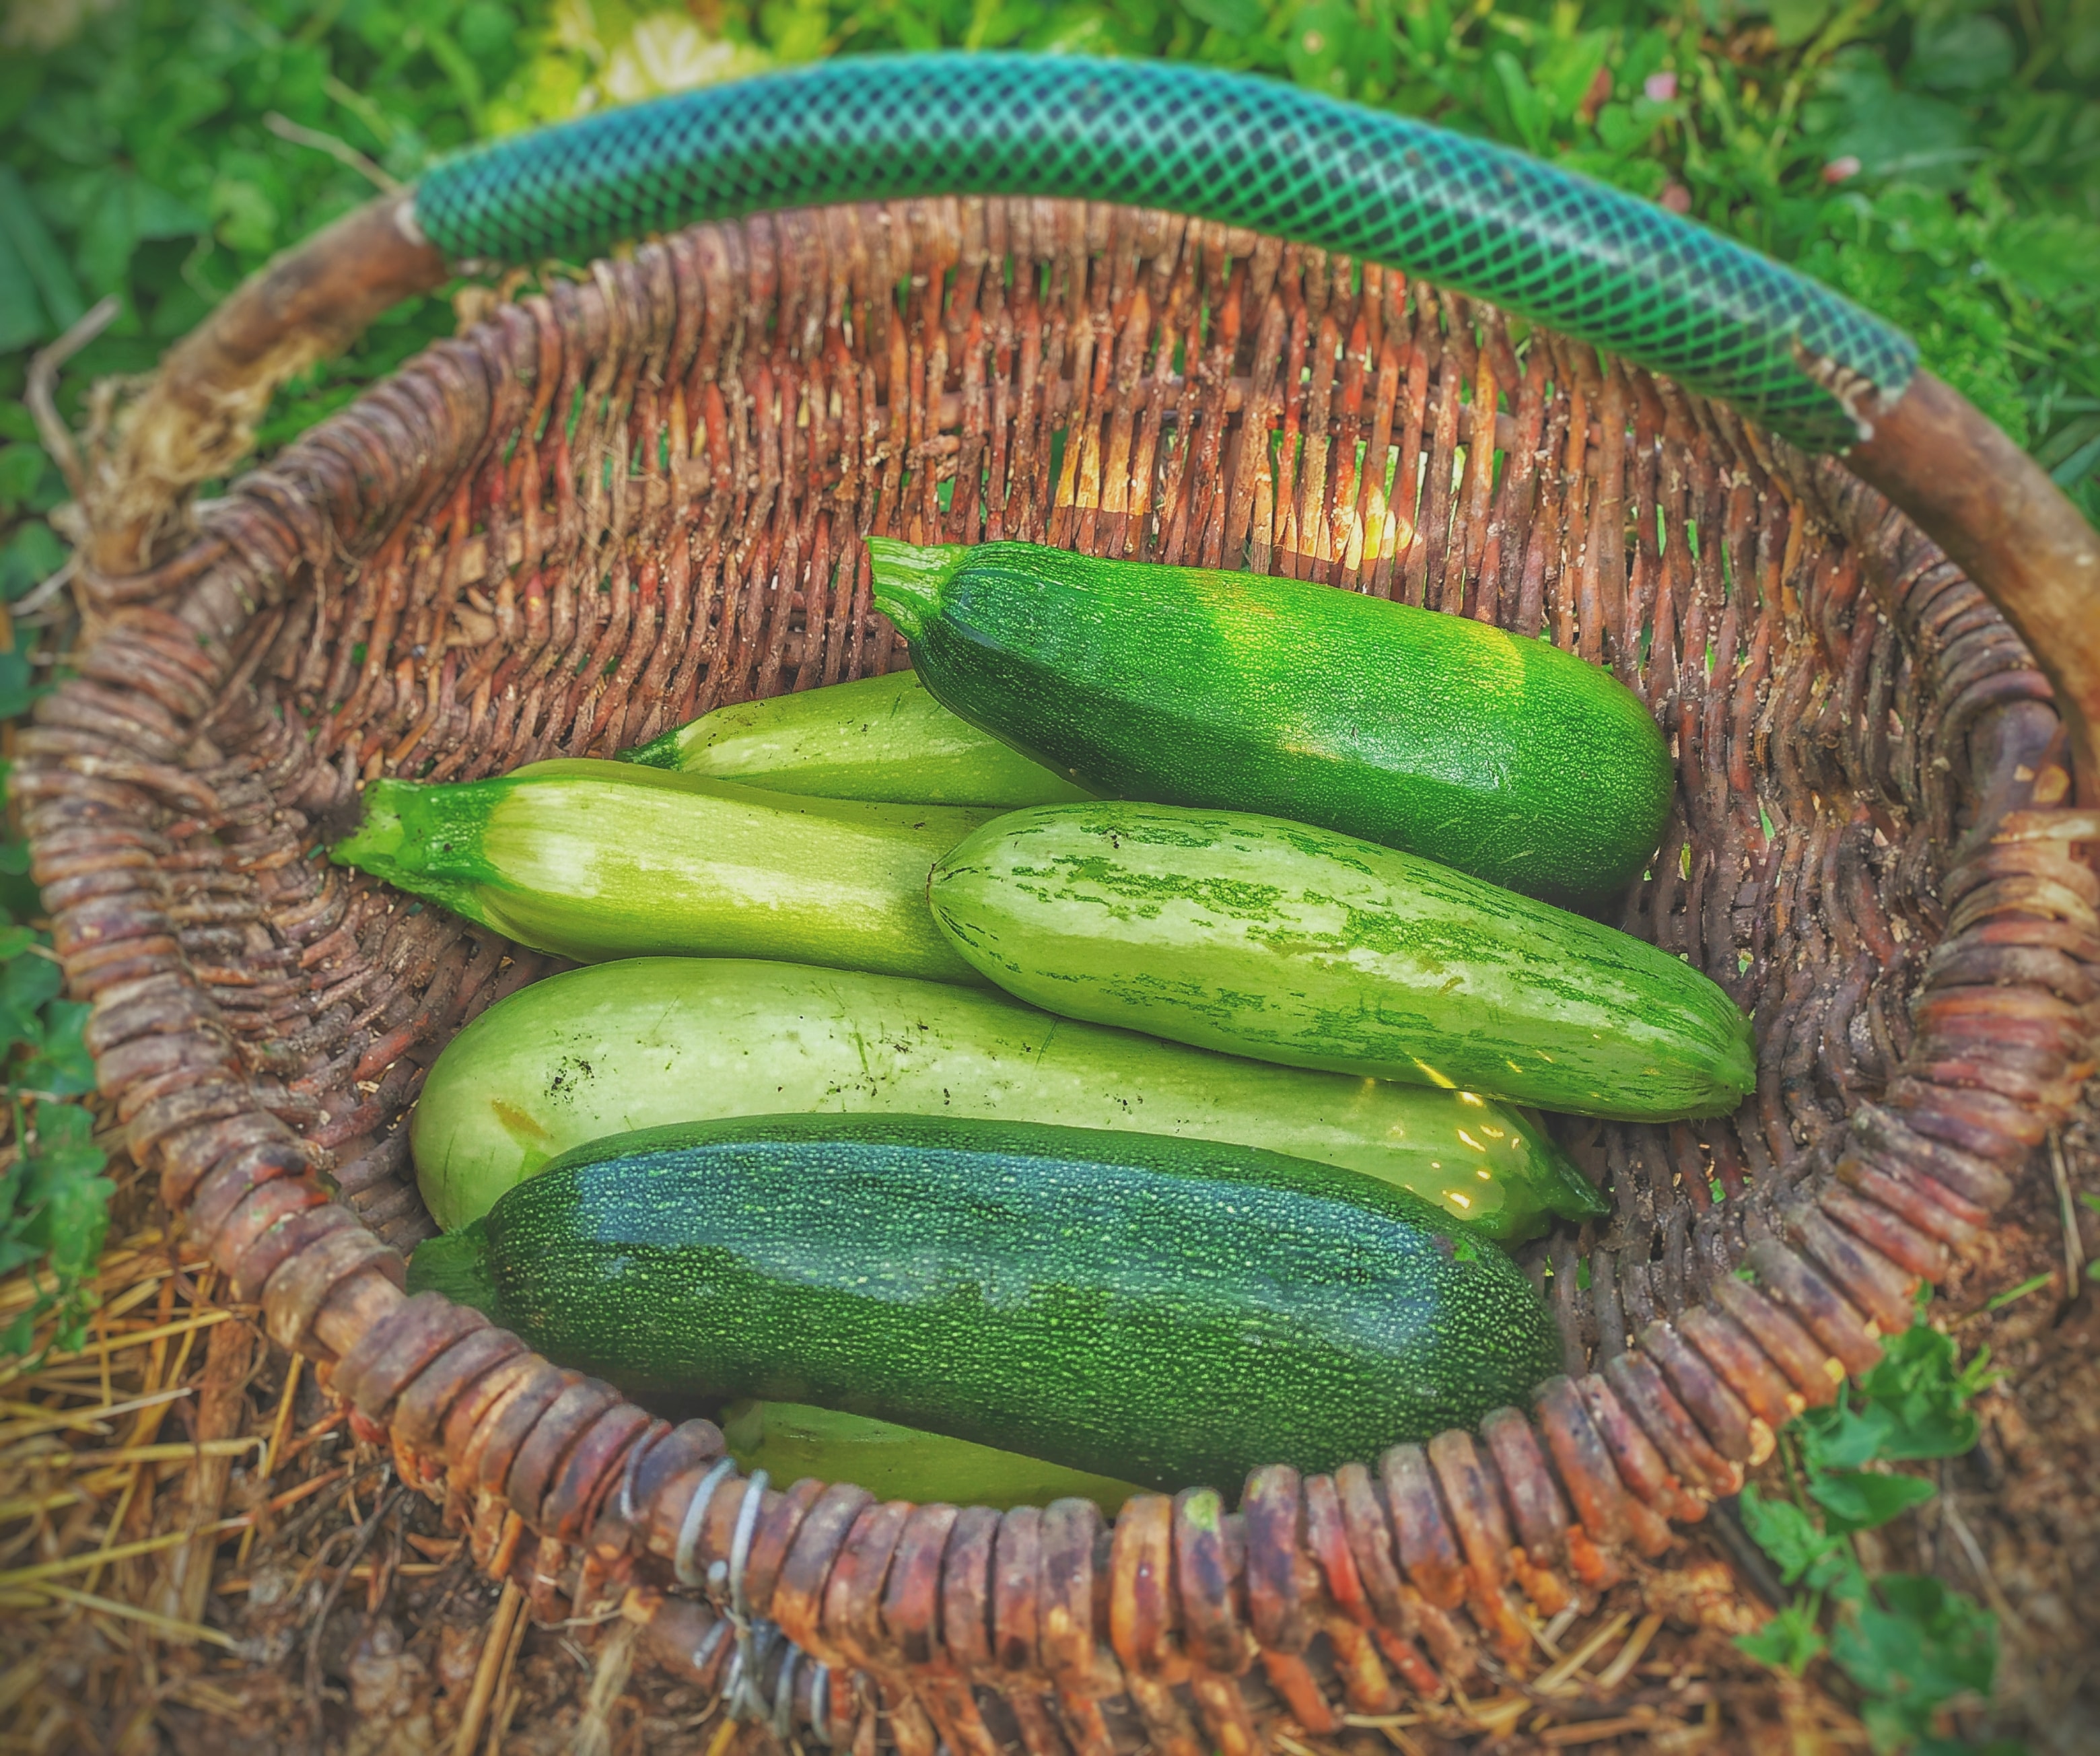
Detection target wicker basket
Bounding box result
[26,139,2099,1752]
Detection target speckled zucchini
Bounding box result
[409,956,1605,1238]
[620,669,1090,807]
[406,1112,1564,1491]
[928,802,1756,1122]
[868,538,1673,903]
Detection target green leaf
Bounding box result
[1799,1309,1990,1465]
[0,54,34,135]
[1595,99,1663,157]
[0,947,64,1048]
[135,181,209,246]
[0,164,86,340]
[1533,30,1613,126]
[419,24,486,127]
[1286,3,1358,98]
[1879,1336,1994,1451]
[0,1099,111,1362]
[2040,415,2100,491]
[761,0,836,61]
[2066,0,2100,80]
[1798,1399,1897,1471]
[1737,1597,1827,1675]
[19,999,96,1097]
[0,522,69,602]
[1807,56,1978,190]
[1908,14,2016,95]
[1809,1467,1938,1533]
[458,1,524,63]
[76,170,137,298]
[1984,214,2100,310]
[1832,1573,1998,1748]
[208,174,280,258]
[1181,0,1266,36]
[1768,0,1832,48]
[0,648,46,722]
[1737,1484,1860,1592]
[0,445,50,513]
[0,226,44,353]
[1486,50,1553,157]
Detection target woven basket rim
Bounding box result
[30,194,2100,1745]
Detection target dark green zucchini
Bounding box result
[868,538,1673,903]
[409,1113,1562,1491]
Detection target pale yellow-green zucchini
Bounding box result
[721,1399,1142,1514]
[409,955,1606,1238]
[620,669,1089,806]
[330,759,989,981]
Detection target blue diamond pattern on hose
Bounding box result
[415,54,1916,456]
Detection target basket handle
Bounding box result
[86,55,2099,802]
[1850,376,2099,808]
[419,55,1910,458]
[81,192,444,581]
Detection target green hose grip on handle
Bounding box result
[413,52,1916,456]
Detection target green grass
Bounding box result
[2,1,2096,512]
[0,3,2088,1737]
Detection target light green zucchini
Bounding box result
[620,669,1090,806]
[409,956,1605,1237]
[928,803,1756,1122]
[720,1399,1142,1513]
[330,758,989,982]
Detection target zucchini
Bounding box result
[330,759,988,983]
[621,669,1090,807]
[928,803,1755,1122]
[407,1113,1563,1490]
[411,956,1605,1238]
[868,538,1672,903]
[720,1399,1142,1513]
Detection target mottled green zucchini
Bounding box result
[869,538,1673,902]
[929,803,1755,1121]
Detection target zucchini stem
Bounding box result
[331,779,411,870]
[404,1220,502,1317]
[616,725,685,769]
[329,775,499,917]
[866,537,971,638]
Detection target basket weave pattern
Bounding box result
[24,198,2099,1745]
